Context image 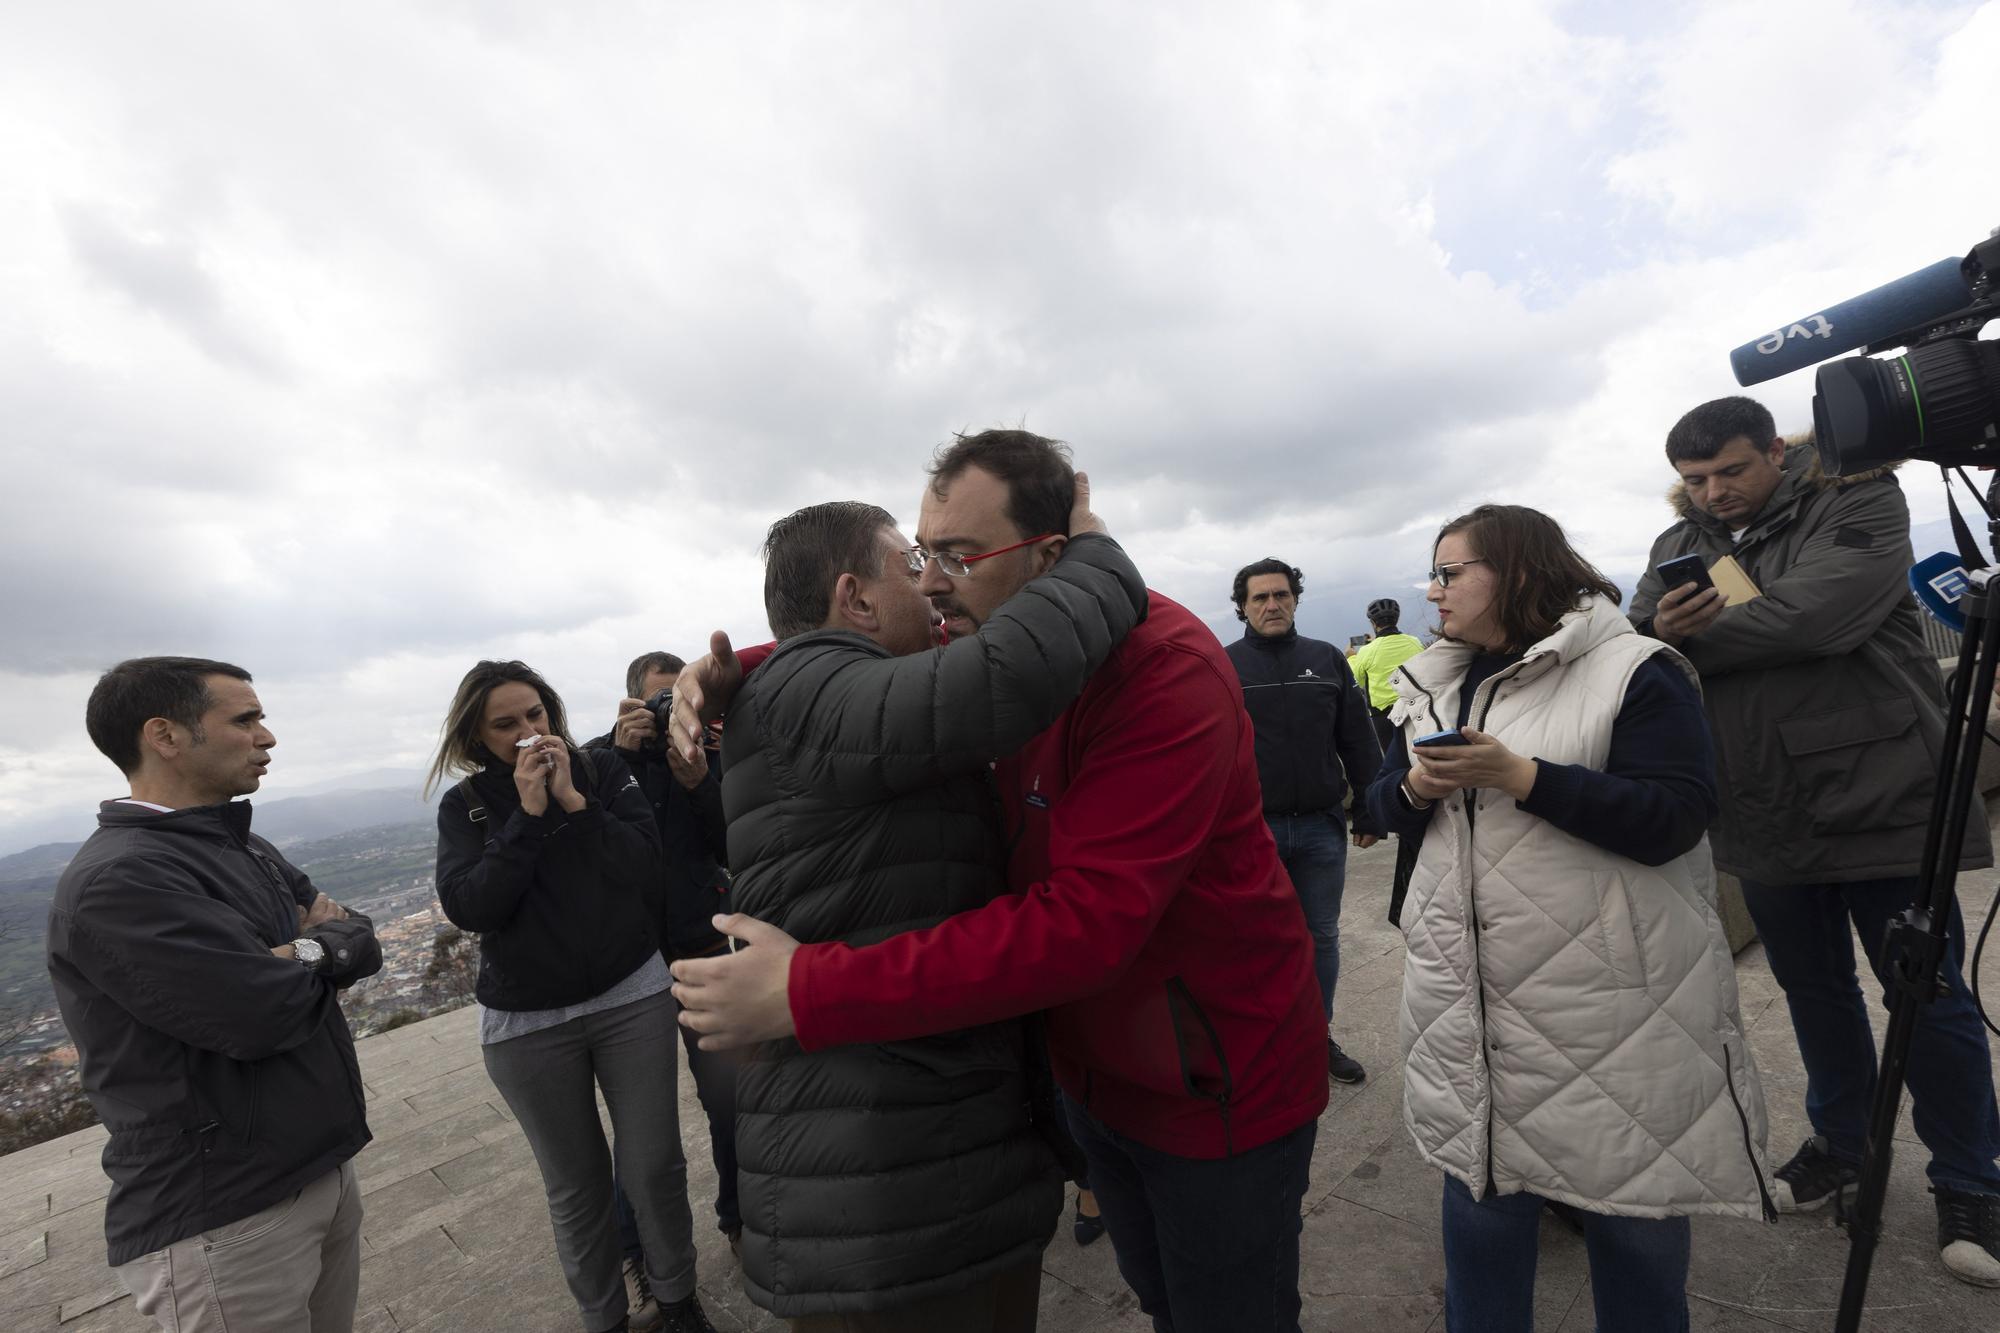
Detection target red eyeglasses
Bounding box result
[912,533,1060,578]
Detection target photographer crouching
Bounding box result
[586,651,743,1328]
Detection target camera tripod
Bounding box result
[1834,506,2000,1330]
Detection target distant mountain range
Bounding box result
[3,505,1972,875]
[0,793,443,1040]
[0,772,435,885]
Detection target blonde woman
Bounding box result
[429,660,713,1333]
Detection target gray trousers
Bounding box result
[115,1159,362,1333]
[483,988,696,1332]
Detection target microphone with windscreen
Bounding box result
[1910,551,1973,633]
[1729,259,1974,388]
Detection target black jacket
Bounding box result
[581,733,730,959]
[435,746,663,1010]
[725,531,1148,1317]
[46,801,379,1266]
[1225,626,1384,832]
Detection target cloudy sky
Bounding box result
[3,0,1994,852]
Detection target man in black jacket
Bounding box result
[585,650,743,1323]
[1225,559,1383,1085]
[720,494,1145,1329]
[46,657,381,1332]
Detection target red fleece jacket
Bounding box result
[785,592,1328,1159]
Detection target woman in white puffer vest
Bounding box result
[1365,505,1774,1333]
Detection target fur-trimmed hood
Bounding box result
[1666,434,1901,520]
[1630,426,1990,886]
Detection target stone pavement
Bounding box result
[5,841,2000,1331]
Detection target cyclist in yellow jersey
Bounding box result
[1350,598,1424,753]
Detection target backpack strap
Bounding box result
[456,776,493,844]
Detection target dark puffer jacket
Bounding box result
[435,746,663,1010]
[725,532,1148,1317]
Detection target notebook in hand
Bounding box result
[1710,555,1762,606]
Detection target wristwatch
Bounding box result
[292,937,326,971]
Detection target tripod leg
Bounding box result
[1836,579,2000,1330]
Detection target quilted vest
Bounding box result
[1388,597,1774,1220]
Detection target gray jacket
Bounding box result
[1630,442,1990,885]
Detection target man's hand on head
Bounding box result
[1068,470,1105,538]
[670,631,741,764]
[613,698,658,753]
[1653,582,1727,648]
[670,913,800,1050]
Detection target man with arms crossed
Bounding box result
[672,432,1328,1333]
[47,657,382,1331]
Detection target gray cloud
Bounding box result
[0,0,1991,848]
[62,209,284,380]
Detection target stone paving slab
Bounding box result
[5,838,2000,1331]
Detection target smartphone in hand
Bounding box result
[1655,553,1715,594]
[1412,729,1470,748]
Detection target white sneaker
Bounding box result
[1934,1184,2000,1288]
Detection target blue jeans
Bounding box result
[1440,1176,1689,1332]
[1064,1099,1314,1333]
[1266,812,1347,1024]
[1739,876,2000,1193]
[614,1006,742,1262]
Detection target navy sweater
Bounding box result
[1364,653,1718,866]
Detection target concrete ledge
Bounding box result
[5,846,1997,1331]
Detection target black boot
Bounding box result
[659,1292,718,1333]
[1073,1189,1106,1246]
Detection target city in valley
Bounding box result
[0,813,473,1152]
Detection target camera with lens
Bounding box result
[642,687,675,754]
[1731,228,2000,477]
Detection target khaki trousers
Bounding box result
[115,1159,363,1333]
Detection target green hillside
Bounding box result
[0,819,440,1041]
